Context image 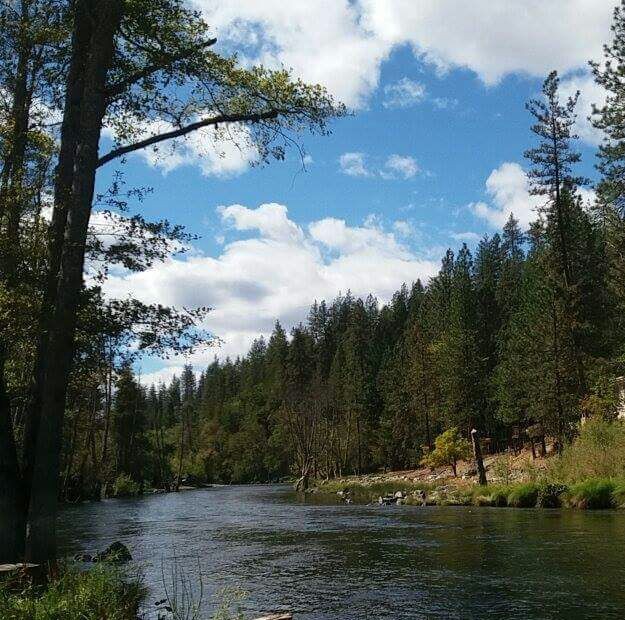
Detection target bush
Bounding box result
[492,455,514,485]
[0,564,144,620]
[612,480,625,508]
[507,483,540,508]
[112,474,140,498]
[566,478,617,509]
[551,420,625,481]
[536,483,568,508]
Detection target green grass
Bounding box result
[0,564,144,620]
[566,478,618,509]
[612,480,625,508]
[505,483,540,508]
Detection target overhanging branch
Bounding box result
[97,109,280,168]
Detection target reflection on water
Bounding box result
[58,485,625,619]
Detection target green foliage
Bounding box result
[421,428,471,476]
[536,483,568,508]
[506,483,541,508]
[492,454,515,485]
[550,420,625,481]
[0,564,144,620]
[487,486,510,508]
[112,474,140,498]
[613,480,625,508]
[566,479,618,509]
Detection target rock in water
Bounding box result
[94,541,132,563]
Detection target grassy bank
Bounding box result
[313,475,625,510]
[311,420,625,511]
[0,564,144,620]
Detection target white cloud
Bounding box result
[383,77,427,108]
[393,220,413,236]
[471,162,543,229]
[196,0,616,106]
[105,203,438,367]
[218,202,304,242]
[339,152,370,177]
[384,154,419,179]
[360,0,615,85]
[340,152,419,179]
[560,73,608,146]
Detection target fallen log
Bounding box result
[253,614,293,620]
[0,563,39,574]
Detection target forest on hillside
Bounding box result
[75,63,625,492]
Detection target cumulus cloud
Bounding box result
[471,162,543,229]
[339,152,371,177]
[105,203,438,374]
[384,154,419,179]
[383,77,427,108]
[340,152,419,179]
[195,0,616,106]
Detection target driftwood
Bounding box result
[253,615,293,620]
[0,563,39,573]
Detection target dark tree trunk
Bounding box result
[0,344,26,562]
[21,0,93,505]
[471,428,487,486]
[24,0,123,563]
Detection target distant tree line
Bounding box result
[110,52,625,486]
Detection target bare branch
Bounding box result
[96,109,280,168]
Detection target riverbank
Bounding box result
[309,437,625,510]
[0,564,144,620]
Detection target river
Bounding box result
[58,484,625,619]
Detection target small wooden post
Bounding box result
[471,429,487,486]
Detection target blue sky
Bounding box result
[98,1,617,383]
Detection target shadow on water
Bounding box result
[58,485,625,619]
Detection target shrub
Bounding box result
[536,483,568,508]
[507,483,540,508]
[0,564,144,620]
[421,428,471,477]
[551,420,625,481]
[566,478,616,509]
[492,454,515,485]
[612,480,625,508]
[112,474,140,498]
[484,486,510,507]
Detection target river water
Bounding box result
[58,484,625,619]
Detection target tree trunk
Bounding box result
[24,0,123,563]
[0,344,26,562]
[471,428,487,486]
[21,0,93,507]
